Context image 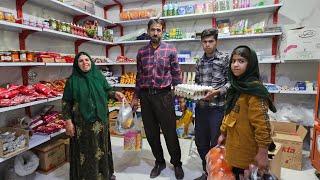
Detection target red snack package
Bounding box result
[11,95,27,105]
[7,84,22,91]
[0,90,20,99]
[34,83,52,96]
[0,99,13,107]
[20,85,36,95]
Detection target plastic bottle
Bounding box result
[168,1,173,16]
[174,1,179,16]
[174,98,180,111]
[163,2,168,16]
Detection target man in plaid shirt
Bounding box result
[194,28,230,180]
[131,19,184,180]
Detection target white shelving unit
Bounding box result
[28,0,114,26]
[115,32,282,45]
[267,90,316,95]
[115,17,158,26]
[41,29,113,45]
[0,20,42,32]
[0,96,62,113]
[0,130,65,163]
[160,12,214,21]
[214,4,282,18]
[112,84,136,88]
[115,4,282,25]
[0,62,45,66]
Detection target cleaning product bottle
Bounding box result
[163,2,168,16]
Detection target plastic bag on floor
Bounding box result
[117,99,134,134]
[245,164,278,180]
[14,151,39,176]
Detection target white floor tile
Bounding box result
[34,136,319,180]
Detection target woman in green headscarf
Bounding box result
[62,52,126,180]
[216,46,276,180]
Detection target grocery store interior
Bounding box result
[0,0,320,179]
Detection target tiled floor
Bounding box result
[35,136,319,180]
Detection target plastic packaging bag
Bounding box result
[206,146,235,180]
[117,99,134,134]
[14,151,39,176]
[245,164,278,180]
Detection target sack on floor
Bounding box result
[117,99,134,134]
[14,151,39,176]
[206,146,235,180]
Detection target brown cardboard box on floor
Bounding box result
[33,139,66,173]
[269,142,282,179]
[271,121,308,170]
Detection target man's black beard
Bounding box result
[151,37,161,44]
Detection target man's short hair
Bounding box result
[201,28,218,41]
[147,19,165,31]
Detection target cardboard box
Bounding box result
[33,139,66,173]
[283,27,320,60]
[271,121,307,170]
[61,138,70,162]
[269,142,282,179]
[0,127,29,158]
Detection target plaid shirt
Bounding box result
[135,41,182,94]
[195,50,230,106]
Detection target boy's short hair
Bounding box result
[201,28,218,41]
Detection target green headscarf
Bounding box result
[62,52,112,123]
[225,45,276,115]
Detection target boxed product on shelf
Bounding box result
[217,19,231,36]
[270,121,308,170]
[33,138,66,173]
[116,55,135,63]
[0,127,29,158]
[0,11,15,22]
[283,26,320,60]
[0,50,36,62]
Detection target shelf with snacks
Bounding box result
[27,0,114,26]
[264,83,317,95]
[0,80,66,113]
[0,20,42,32]
[0,97,63,113]
[40,28,114,45]
[0,129,65,163]
[278,90,317,95]
[115,3,282,25]
[0,62,46,66]
[112,84,136,88]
